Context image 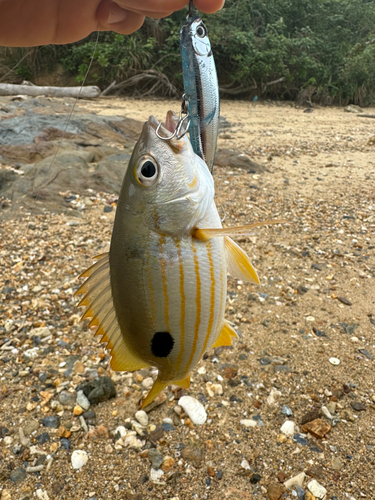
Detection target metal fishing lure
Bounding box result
[179,1,220,172]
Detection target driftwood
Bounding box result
[0,83,100,99]
[104,70,178,98]
[357,114,375,119]
[220,78,257,95]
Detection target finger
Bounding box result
[112,0,189,14]
[97,0,145,34]
[125,9,174,19]
[194,0,225,14]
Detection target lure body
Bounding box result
[180,14,220,171]
[77,113,258,407]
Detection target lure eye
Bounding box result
[135,156,159,186]
[196,24,206,38]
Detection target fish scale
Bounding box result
[76,111,260,408]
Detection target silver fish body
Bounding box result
[76,112,258,407]
[180,14,220,171]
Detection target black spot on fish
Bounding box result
[151,332,174,358]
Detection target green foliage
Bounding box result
[2,0,375,104]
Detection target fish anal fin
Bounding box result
[225,236,259,284]
[141,378,168,409]
[212,320,238,348]
[173,375,191,389]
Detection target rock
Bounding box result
[71,450,89,469]
[351,401,366,411]
[115,426,127,438]
[302,419,331,439]
[76,376,116,404]
[35,490,49,500]
[161,456,175,472]
[250,473,261,484]
[148,449,163,470]
[1,490,12,500]
[150,468,164,482]
[58,390,76,406]
[293,433,308,446]
[181,445,204,465]
[135,410,148,427]
[206,382,223,397]
[240,419,257,428]
[331,456,344,470]
[73,360,85,374]
[178,395,207,425]
[267,483,285,500]
[36,432,50,444]
[41,416,60,429]
[277,471,287,483]
[307,479,327,499]
[296,486,306,500]
[215,148,267,173]
[280,420,296,436]
[305,493,316,500]
[284,472,306,490]
[10,467,26,483]
[300,410,322,426]
[321,406,333,420]
[337,296,352,306]
[281,405,293,416]
[76,390,90,410]
[124,435,143,449]
[341,409,355,422]
[73,405,84,416]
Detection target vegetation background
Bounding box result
[1,0,375,105]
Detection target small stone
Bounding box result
[124,435,143,449]
[150,468,164,482]
[240,419,257,428]
[35,490,49,500]
[277,471,287,483]
[341,409,355,422]
[148,449,163,470]
[281,405,293,416]
[76,376,116,405]
[300,410,322,426]
[207,466,215,477]
[358,348,373,360]
[73,360,84,374]
[277,434,287,443]
[293,433,308,446]
[36,432,50,444]
[10,467,26,483]
[305,493,316,500]
[161,456,175,472]
[321,406,333,420]
[331,456,343,470]
[73,405,84,416]
[284,472,306,490]
[71,450,89,469]
[105,444,113,454]
[337,297,352,306]
[41,416,60,429]
[329,357,340,365]
[178,395,207,425]
[181,445,204,465]
[135,410,148,427]
[142,377,154,389]
[1,490,12,500]
[280,420,296,436]
[206,382,223,397]
[58,390,76,406]
[161,422,175,432]
[250,473,261,484]
[302,419,331,439]
[307,479,327,499]
[296,486,306,500]
[351,401,366,411]
[115,425,127,438]
[326,402,337,415]
[76,390,90,410]
[267,483,285,500]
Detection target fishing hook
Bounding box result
[188,0,194,18]
[155,94,191,141]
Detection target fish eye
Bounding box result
[135,156,159,187]
[196,24,206,38]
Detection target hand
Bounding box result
[0,0,224,47]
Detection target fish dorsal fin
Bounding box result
[76,253,149,372]
[212,320,238,348]
[225,236,259,284]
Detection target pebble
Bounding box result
[284,472,306,490]
[280,420,296,436]
[124,435,143,449]
[161,422,175,432]
[148,448,163,470]
[161,456,175,471]
[35,490,49,500]
[181,445,204,464]
[282,405,293,416]
[178,395,207,425]
[302,418,331,438]
[267,483,285,500]
[307,479,327,499]
[206,382,223,397]
[76,376,116,404]
[41,416,60,429]
[71,450,89,469]
[142,377,154,389]
[329,357,340,365]
[296,486,306,500]
[351,401,366,411]
[331,456,344,470]
[73,405,84,416]
[1,491,11,500]
[115,425,127,438]
[135,410,148,427]
[76,390,91,410]
[150,468,164,483]
[240,419,257,428]
[10,467,26,483]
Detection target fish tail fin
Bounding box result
[142,378,168,409]
[212,320,238,348]
[76,253,149,372]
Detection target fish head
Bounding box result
[181,15,212,57]
[120,111,214,236]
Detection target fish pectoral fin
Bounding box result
[225,236,259,284]
[193,220,282,241]
[212,320,238,348]
[141,378,168,409]
[77,253,149,373]
[173,375,191,389]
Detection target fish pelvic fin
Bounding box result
[142,378,168,409]
[192,220,283,241]
[212,320,238,348]
[173,374,191,389]
[224,236,259,284]
[77,253,149,373]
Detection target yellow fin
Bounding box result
[77,253,149,373]
[225,236,259,284]
[141,378,168,409]
[173,375,191,389]
[193,220,283,240]
[212,320,238,348]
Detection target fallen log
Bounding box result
[357,114,375,119]
[0,83,100,99]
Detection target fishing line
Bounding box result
[31,31,100,198]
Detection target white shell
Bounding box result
[280,420,296,436]
[178,395,207,425]
[329,357,340,365]
[307,479,327,499]
[150,468,164,482]
[284,472,306,490]
[71,450,88,469]
[240,419,257,428]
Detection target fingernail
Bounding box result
[107,6,127,24]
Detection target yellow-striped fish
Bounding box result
[76,111,260,408]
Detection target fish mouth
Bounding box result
[148,111,179,138]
